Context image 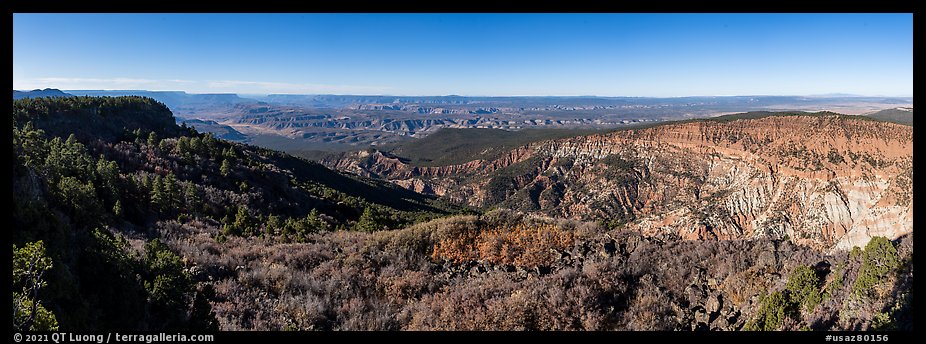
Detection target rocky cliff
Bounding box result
[323,114,913,251]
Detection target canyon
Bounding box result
[323,113,913,251]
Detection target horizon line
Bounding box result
[13,88,914,99]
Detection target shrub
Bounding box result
[431,222,574,267]
[852,237,899,297]
[785,265,823,313]
[744,291,795,331]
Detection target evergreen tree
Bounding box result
[147,131,159,147]
[222,147,237,160]
[280,219,295,243]
[13,241,59,331]
[175,137,192,161]
[233,206,251,236]
[265,215,281,237]
[65,133,78,147]
[354,207,381,232]
[142,239,191,307]
[306,208,326,232]
[854,236,900,296]
[220,159,232,177]
[15,121,48,168]
[132,128,144,145]
[150,175,165,211]
[183,182,201,211]
[188,137,202,156]
[140,174,151,190]
[55,177,102,225]
[786,265,823,313]
[163,173,180,210]
[113,200,123,217]
[95,156,120,205]
[201,133,217,157]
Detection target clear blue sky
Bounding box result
[13,13,913,97]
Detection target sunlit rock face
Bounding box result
[326,115,913,251]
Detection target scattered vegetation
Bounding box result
[743,236,910,331]
[11,96,913,331]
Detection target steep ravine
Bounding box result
[323,115,913,250]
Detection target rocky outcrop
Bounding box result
[325,115,913,251]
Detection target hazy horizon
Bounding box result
[11,87,914,99]
[13,14,912,98]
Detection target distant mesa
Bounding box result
[64,90,253,110]
[12,88,73,99]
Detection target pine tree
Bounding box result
[95,157,120,204]
[163,173,180,210]
[233,206,251,236]
[201,133,217,157]
[188,137,202,156]
[13,241,58,331]
[306,208,325,232]
[139,174,149,189]
[265,214,281,237]
[113,200,123,217]
[150,175,165,211]
[175,137,192,161]
[220,159,232,177]
[354,207,381,232]
[16,121,48,167]
[221,213,238,236]
[183,182,201,211]
[222,147,237,160]
[132,128,144,145]
[65,133,78,147]
[147,131,158,147]
[280,218,295,243]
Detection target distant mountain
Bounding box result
[252,94,914,108]
[866,107,913,126]
[12,88,73,99]
[806,93,863,97]
[64,90,258,117]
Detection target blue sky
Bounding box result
[13,13,913,97]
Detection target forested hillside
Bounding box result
[12,96,457,331]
